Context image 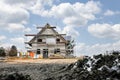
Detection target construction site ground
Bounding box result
[3,58,79,64]
[0,58,81,80]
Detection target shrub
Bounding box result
[0,47,6,57]
[9,45,17,56]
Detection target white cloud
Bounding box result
[63,16,87,26]
[44,1,100,39]
[0,1,29,24]
[10,37,24,44]
[0,35,6,41]
[0,36,26,51]
[0,0,30,34]
[10,37,26,51]
[1,0,36,9]
[30,0,55,16]
[24,27,32,33]
[53,25,62,34]
[88,23,120,39]
[75,40,120,56]
[30,0,100,26]
[3,0,33,4]
[35,1,100,39]
[1,0,55,15]
[0,43,12,48]
[0,0,101,40]
[104,10,120,16]
[0,42,25,51]
[5,23,31,33]
[62,26,80,38]
[104,10,115,16]
[31,1,101,27]
[0,0,56,33]
[7,23,25,32]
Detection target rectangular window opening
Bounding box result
[54,48,60,54]
[56,38,60,42]
[37,49,41,54]
[37,39,42,42]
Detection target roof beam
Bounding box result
[36,26,56,29]
[25,42,46,43]
[25,34,37,36]
[25,34,66,36]
[36,27,43,29]
[59,34,66,35]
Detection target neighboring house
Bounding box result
[25,23,74,58]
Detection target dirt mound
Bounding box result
[0,72,31,80]
[45,51,120,80]
[0,62,69,80]
[0,52,120,80]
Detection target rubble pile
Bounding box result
[0,51,120,80]
[0,72,31,80]
[46,51,120,80]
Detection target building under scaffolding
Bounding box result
[25,23,75,58]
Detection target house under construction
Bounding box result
[25,23,74,58]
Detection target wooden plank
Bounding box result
[41,34,66,36]
[61,34,66,35]
[36,27,43,29]
[36,27,56,29]
[27,49,72,52]
[25,42,46,44]
[25,34,37,36]
[50,27,56,28]
[25,34,66,36]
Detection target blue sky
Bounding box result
[0,0,120,56]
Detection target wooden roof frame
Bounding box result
[28,23,67,43]
[25,34,66,36]
[36,26,56,29]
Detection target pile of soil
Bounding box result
[46,51,120,80]
[0,62,68,80]
[0,72,31,80]
[0,51,120,80]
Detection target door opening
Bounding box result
[43,49,48,58]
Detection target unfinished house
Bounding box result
[25,23,74,58]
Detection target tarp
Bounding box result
[29,52,34,58]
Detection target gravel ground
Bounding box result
[0,59,78,80]
[1,52,119,80]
